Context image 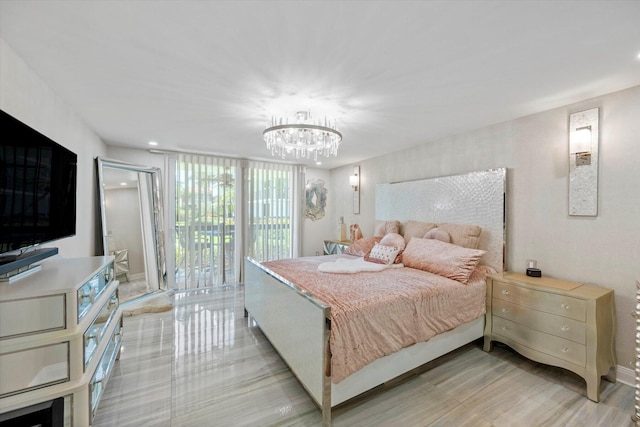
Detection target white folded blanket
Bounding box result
[318,257,403,274]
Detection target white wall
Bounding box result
[0,38,108,257]
[329,85,640,372]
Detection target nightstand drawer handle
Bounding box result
[501,325,510,331]
[561,347,569,353]
[561,303,570,310]
[501,308,510,314]
[501,289,510,296]
[560,325,570,332]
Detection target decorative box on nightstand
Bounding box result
[483,272,616,402]
[323,240,351,255]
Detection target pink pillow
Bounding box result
[423,227,451,243]
[344,237,380,256]
[379,232,406,250]
[437,223,482,249]
[402,238,486,284]
[373,220,400,237]
[403,220,437,245]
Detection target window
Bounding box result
[174,155,303,289]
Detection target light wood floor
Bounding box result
[93,285,634,426]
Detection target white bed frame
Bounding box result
[244,168,506,426]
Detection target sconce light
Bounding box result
[351,165,360,214]
[350,171,359,190]
[570,125,592,166]
[568,108,599,216]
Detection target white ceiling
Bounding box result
[1,0,639,169]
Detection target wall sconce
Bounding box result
[350,172,359,190]
[570,126,592,166]
[569,108,599,216]
[350,166,360,214]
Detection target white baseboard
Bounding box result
[617,364,635,387]
[129,272,145,281]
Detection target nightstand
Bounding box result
[323,240,351,255]
[483,272,616,402]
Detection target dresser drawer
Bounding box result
[0,342,69,397]
[492,298,586,344]
[0,294,66,339]
[493,280,586,321]
[493,317,586,367]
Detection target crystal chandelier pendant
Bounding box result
[263,110,342,160]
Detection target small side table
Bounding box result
[323,240,351,255]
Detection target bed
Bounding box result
[244,168,506,426]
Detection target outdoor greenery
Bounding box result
[175,161,293,288]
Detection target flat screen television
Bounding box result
[0,109,77,268]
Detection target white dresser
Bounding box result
[483,272,616,402]
[0,256,122,425]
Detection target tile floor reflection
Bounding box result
[93,285,634,426]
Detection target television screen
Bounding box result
[0,110,77,255]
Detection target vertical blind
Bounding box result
[244,161,304,262]
[175,154,303,289]
[175,154,240,289]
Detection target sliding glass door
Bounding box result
[174,155,303,290]
[175,155,238,288]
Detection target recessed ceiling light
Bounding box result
[148,141,158,146]
[315,161,322,165]
[120,182,127,186]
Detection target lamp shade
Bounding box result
[570,127,591,154]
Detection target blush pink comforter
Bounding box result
[261,255,494,383]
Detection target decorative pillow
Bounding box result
[373,220,401,237]
[344,236,380,256]
[402,238,486,284]
[349,224,363,242]
[379,232,406,250]
[379,232,406,263]
[423,227,451,243]
[437,223,482,249]
[365,242,401,265]
[402,220,437,245]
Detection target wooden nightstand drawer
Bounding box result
[493,317,586,367]
[492,298,586,344]
[493,280,586,321]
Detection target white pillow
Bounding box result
[365,243,401,265]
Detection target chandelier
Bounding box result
[263,111,342,161]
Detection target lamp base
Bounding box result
[526,268,542,277]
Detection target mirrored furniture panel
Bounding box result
[89,323,122,419]
[323,240,351,255]
[0,256,122,426]
[83,290,119,370]
[77,263,112,323]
